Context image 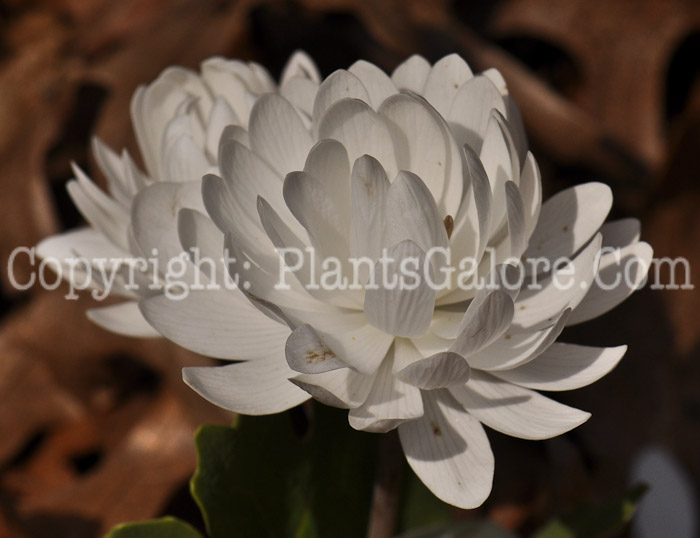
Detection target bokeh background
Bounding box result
[0,0,699,536]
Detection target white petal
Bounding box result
[567,241,653,325]
[437,146,492,305]
[280,76,318,117]
[205,96,239,159]
[202,174,279,272]
[514,233,602,330]
[200,59,252,127]
[139,289,290,360]
[601,218,640,249]
[312,70,371,131]
[391,54,431,93]
[91,138,131,206]
[397,352,470,389]
[303,139,352,232]
[493,343,627,391]
[479,112,517,236]
[283,309,395,375]
[87,302,160,338]
[162,132,210,183]
[523,182,612,265]
[518,152,542,242]
[379,93,463,217]
[449,370,591,440]
[385,171,448,254]
[364,240,436,338]
[399,389,494,509]
[348,350,423,433]
[36,227,129,263]
[350,155,390,264]
[318,98,398,180]
[178,208,227,287]
[451,371,590,440]
[131,69,210,178]
[219,123,250,149]
[450,290,514,357]
[466,308,569,371]
[448,74,506,154]
[249,94,313,177]
[184,356,310,415]
[218,138,294,233]
[422,54,474,117]
[257,196,362,309]
[67,164,130,250]
[348,60,398,109]
[281,50,321,84]
[283,170,350,260]
[505,181,526,259]
[291,367,374,409]
[285,323,347,374]
[130,181,203,268]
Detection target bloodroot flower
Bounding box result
[36,52,320,337]
[40,50,652,508]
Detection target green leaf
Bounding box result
[103,516,204,538]
[191,403,377,538]
[533,484,648,538]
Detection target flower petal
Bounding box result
[447,74,506,154]
[130,181,204,268]
[183,356,310,415]
[518,152,542,242]
[312,70,371,130]
[280,50,321,84]
[349,155,390,264]
[398,389,494,509]
[139,289,290,361]
[67,164,130,250]
[318,98,398,180]
[450,290,515,357]
[493,343,627,391]
[285,323,347,374]
[349,349,423,433]
[523,182,612,265]
[466,308,570,371]
[364,240,436,338]
[601,218,641,249]
[205,96,238,160]
[87,302,161,338]
[349,60,398,109]
[567,241,653,325]
[291,367,375,409]
[514,233,602,330]
[505,181,526,259]
[379,93,463,217]
[249,94,314,177]
[422,54,474,117]
[397,352,470,389]
[391,54,431,93]
[384,170,448,254]
[451,371,591,440]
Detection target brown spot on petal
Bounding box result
[431,421,442,436]
[505,334,512,340]
[305,347,337,365]
[444,215,454,239]
[563,225,569,232]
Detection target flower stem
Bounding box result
[367,430,403,538]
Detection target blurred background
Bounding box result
[0,0,699,536]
